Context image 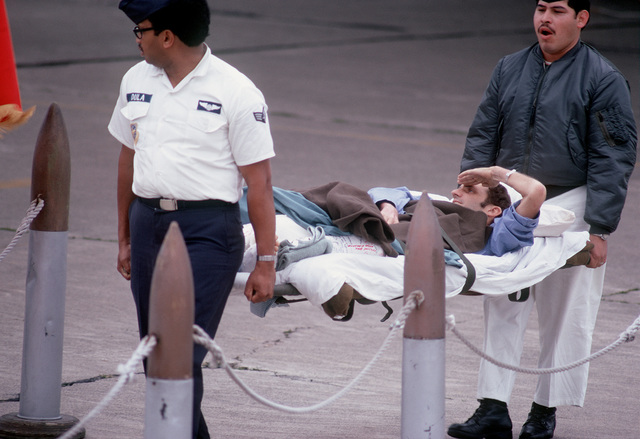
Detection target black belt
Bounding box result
[545,185,580,200]
[138,197,235,211]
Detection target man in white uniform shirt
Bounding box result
[108,1,276,437]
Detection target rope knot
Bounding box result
[409,289,425,307]
[117,334,157,384]
[388,290,424,330]
[620,317,640,343]
[193,325,226,367]
[116,363,136,384]
[445,314,456,331]
[209,342,225,367]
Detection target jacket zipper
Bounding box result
[596,111,616,147]
[523,63,549,174]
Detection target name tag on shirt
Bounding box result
[127,93,152,103]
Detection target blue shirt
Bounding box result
[480,200,538,256]
[368,186,419,214]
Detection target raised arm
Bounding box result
[457,166,546,219]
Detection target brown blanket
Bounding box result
[300,182,399,256]
[394,197,492,253]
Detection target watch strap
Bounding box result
[257,254,277,262]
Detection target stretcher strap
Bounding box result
[440,226,476,294]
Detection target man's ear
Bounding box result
[160,29,175,48]
[577,10,589,29]
[484,205,502,221]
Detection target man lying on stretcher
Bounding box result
[369,166,546,257]
[321,166,553,319]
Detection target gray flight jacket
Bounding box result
[461,41,637,234]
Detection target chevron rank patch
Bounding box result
[253,107,267,123]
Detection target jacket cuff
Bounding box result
[588,225,611,235]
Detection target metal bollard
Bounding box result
[144,222,195,439]
[0,104,84,438]
[401,195,446,439]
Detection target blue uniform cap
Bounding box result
[118,0,177,23]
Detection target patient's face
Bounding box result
[451,184,491,212]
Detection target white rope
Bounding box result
[446,313,640,375]
[193,290,424,414]
[44,289,636,437]
[57,335,157,439]
[0,197,44,263]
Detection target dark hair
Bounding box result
[481,185,512,214]
[536,0,590,14]
[568,0,590,13]
[148,0,210,47]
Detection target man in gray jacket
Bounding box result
[448,2,637,439]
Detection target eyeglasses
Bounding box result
[133,25,155,39]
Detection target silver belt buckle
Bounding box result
[159,198,178,211]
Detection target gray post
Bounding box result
[0,104,84,438]
[401,195,446,439]
[144,222,195,439]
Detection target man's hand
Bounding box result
[586,234,608,269]
[244,261,276,303]
[117,241,132,280]
[117,145,135,281]
[457,167,499,188]
[379,201,399,224]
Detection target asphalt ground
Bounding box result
[1,1,639,438]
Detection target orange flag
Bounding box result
[0,0,34,133]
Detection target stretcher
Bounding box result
[234,187,591,321]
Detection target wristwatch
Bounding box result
[592,233,609,241]
[257,254,277,262]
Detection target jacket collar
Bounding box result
[532,39,584,65]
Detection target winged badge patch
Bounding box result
[197,100,222,114]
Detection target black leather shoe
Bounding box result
[447,398,513,439]
[519,402,556,439]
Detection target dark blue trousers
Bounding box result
[129,199,244,439]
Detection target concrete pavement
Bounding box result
[1,0,639,437]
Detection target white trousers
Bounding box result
[477,187,606,407]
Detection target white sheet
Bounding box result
[264,231,588,305]
[236,213,589,306]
